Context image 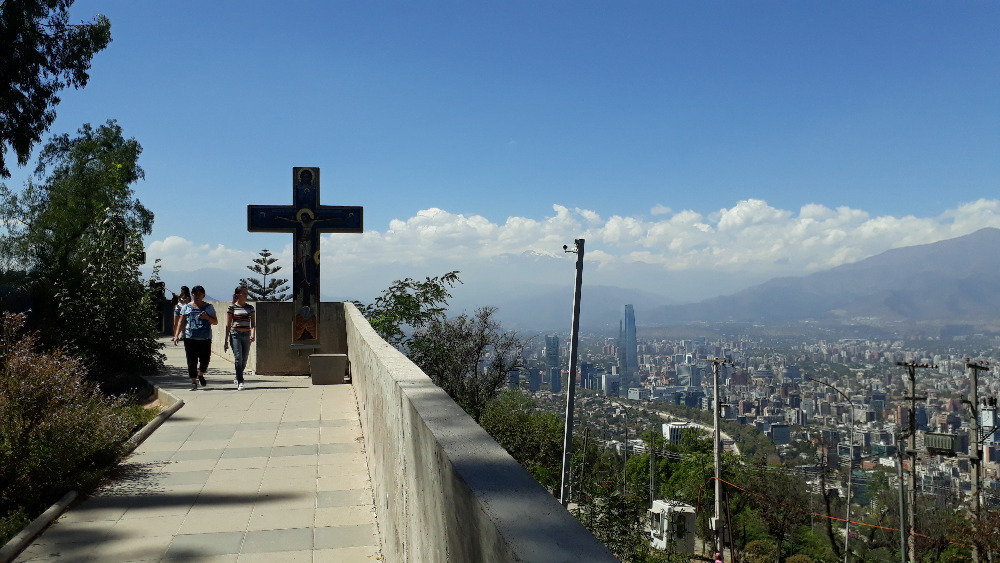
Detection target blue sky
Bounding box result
[5,1,1000,314]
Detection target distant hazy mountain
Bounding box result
[649,228,1000,326]
[465,284,674,333]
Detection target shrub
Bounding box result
[743,540,779,563]
[0,312,151,544]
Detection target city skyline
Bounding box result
[4,3,1000,308]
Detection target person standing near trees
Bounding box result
[171,286,191,345]
[223,286,255,390]
[173,285,217,390]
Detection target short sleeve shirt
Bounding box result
[180,303,216,340]
[227,303,255,330]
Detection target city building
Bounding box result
[549,367,562,393]
[545,335,560,371]
[619,305,637,394]
[662,421,700,445]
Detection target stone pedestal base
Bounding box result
[309,354,347,385]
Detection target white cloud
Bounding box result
[147,236,259,271]
[650,204,671,216]
[145,198,1000,304]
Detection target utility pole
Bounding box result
[808,376,854,563]
[708,358,733,556]
[577,427,590,509]
[896,435,907,563]
[897,361,935,563]
[965,359,989,563]
[622,404,630,495]
[560,239,584,507]
[649,421,656,505]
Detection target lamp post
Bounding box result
[807,376,854,563]
[559,239,584,507]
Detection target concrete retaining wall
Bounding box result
[204,301,347,376]
[343,302,616,563]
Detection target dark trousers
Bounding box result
[183,338,211,379]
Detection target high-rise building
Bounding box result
[618,305,637,394]
[528,369,542,392]
[545,335,560,371]
[549,367,562,393]
[580,362,595,389]
[507,368,521,389]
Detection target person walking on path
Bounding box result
[171,286,191,345]
[173,285,218,390]
[223,285,255,390]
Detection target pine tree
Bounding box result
[244,249,290,301]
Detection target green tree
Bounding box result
[479,390,564,491]
[354,270,460,346]
[243,248,290,301]
[735,461,810,562]
[408,306,525,423]
[0,0,112,178]
[0,120,161,376]
[0,120,151,272]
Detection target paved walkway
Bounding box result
[15,338,382,562]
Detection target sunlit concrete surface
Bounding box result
[14,337,381,562]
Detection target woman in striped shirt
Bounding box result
[223,286,255,390]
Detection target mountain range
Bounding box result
[482,228,1000,332]
[647,227,1000,328]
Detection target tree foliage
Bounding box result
[0,120,151,271]
[408,305,525,423]
[0,120,161,376]
[354,270,460,346]
[0,0,112,178]
[734,461,811,562]
[243,248,290,302]
[479,390,564,491]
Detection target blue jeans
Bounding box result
[229,330,251,382]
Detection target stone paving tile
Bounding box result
[242,527,314,553]
[266,453,320,468]
[111,513,187,538]
[319,442,362,455]
[163,531,245,559]
[315,505,376,527]
[313,524,378,550]
[238,550,312,562]
[272,444,320,457]
[90,533,174,561]
[317,474,369,492]
[316,489,371,508]
[247,506,315,531]
[314,545,382,561]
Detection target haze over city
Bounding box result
[5,2,1000,318]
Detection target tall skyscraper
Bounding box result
[544,335,560,371]
[619,304,638,394]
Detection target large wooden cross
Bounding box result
[247,167,363,347]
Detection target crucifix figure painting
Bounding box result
[247,167,363,347]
